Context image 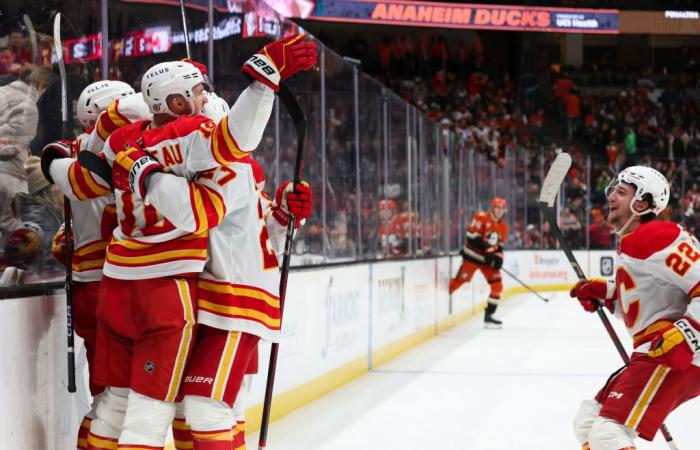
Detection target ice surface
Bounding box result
[249,292,699,450]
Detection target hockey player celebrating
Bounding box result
[126,37,315,450]
[38,79,136,450]
[449,197,509,328]
[570,166,700,450]
[72,35,315,450]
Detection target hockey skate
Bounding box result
[484,302,503,329]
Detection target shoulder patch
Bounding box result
[620,221,681,260]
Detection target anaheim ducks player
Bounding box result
[124,36,315,450]
[76,36,316,450]
[570,166,700,450]
[449,197,509,328]
[37,79,136,450]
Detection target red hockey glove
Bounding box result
[112,147,162,199]
[241,34,317,92]
[569,279,614,313]
[273,181,312,227]
[51,225,68,267]
[648,318,700,370]
[40,140,73,184]
[181,58,208,76]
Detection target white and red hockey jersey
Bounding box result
[611,221,700,366]
[48,96,152,281]
[147,158,287,342]
[98,81,275,279]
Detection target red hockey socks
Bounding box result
[192,429,234,450]
[172,418,193,450]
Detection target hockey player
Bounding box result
[126,38,315,449]
[76,35,315,450]
[38,79,137,450]
[449,197,508,328]
[570,166,700,450]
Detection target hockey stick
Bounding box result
[179,0,192,59]
[500,266,550,302]
[538,152,678,450]
[77,151,113,188]
[22,14,40,66]
[258,82,306,450]
[53,12,77,394]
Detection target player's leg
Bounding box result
[573,399,602,449]
[119,277,197,449]
[72,281,103,450]
[231,374,254,450]
[88,278,133,449]
[449,259,477,293]
[482,267,503,328]
[183,328,259,450]
[172,401,193,450]
[86,387,129,450]
[591,353,700,448]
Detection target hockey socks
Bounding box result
[172,417,193,450]
[77,416,92,450]
[191,429,234,450]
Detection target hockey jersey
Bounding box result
[100,81,275,279]
[48,96,152,281]
[611,221,700,367]
[462,211,508,262]
[147,158,287,341]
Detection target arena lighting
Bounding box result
[303,0,619,33]
[664,11,699,19]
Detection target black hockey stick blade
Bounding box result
[78,152,114,188]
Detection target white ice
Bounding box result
[248,292,699,450]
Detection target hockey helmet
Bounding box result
[605,166,669,216]
[77,80,135,127]
[141,61,204,116]
[491,197,507,209]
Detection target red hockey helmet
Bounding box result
[491,197,507,209]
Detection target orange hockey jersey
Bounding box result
[462,211,508,262]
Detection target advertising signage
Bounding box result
[308,0,619,33]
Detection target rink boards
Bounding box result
[1,250,616,449]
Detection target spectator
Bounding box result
[587,208,613,249]
[0,67,52,243]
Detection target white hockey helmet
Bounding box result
[76,80,135,127]
[201,91,230,123]
[606,165,670,216]
[141,61,204,116]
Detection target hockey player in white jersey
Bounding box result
[38,79,136,450]
[76,36,316,450]
[570,166,700,450]
[129,35,315,450]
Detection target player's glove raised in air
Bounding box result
[648,318,700,370]
[569,279,615,313]
[40,140,73,184]
[112,147,162,199]
[273,181,312,228]
[242,34,317,92]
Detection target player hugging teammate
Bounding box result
[40,35,317,450]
